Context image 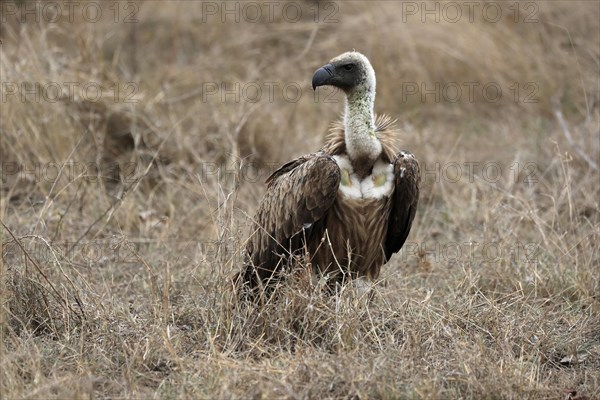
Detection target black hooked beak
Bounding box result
[312,63,335,90]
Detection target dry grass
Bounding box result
[1,0,599,398]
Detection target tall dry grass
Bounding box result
[1,0,599,398]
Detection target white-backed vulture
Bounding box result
[236,51,420,297]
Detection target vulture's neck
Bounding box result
[344,87,381,177]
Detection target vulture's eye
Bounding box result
[343,64,354,71]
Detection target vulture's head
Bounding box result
[312,51,376,95]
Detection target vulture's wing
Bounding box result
[244,152,341,285]
[385,151,420,260]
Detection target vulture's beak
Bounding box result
[312,63,335,90]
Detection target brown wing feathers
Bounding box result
[242,154,341,287]
[385,151,420,260]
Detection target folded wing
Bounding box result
[241,153,341,288]
[385,151,420,260]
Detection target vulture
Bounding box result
[236,51,420,297]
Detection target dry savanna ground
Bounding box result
[1,0,599,399]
